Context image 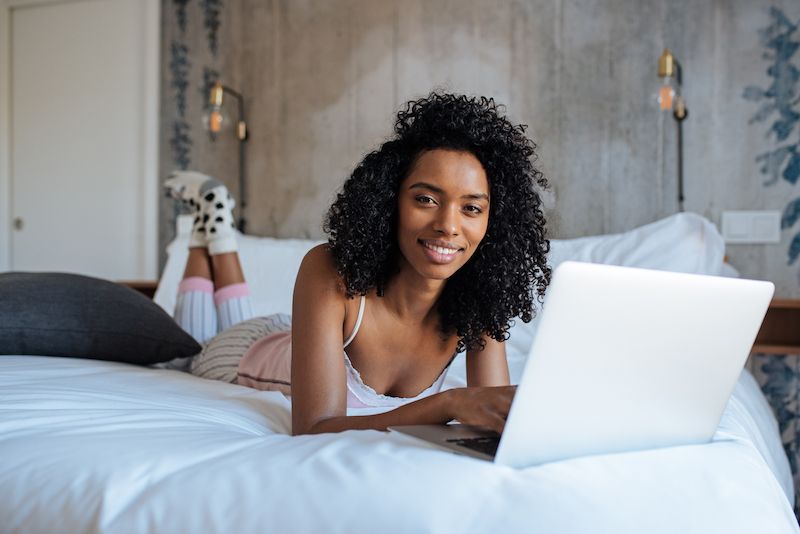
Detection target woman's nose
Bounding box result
[434,204,460,236]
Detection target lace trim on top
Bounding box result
[341,294,453,408]
[343,350,452,408]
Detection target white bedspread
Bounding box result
[0,355,797,534]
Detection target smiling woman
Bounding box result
[175,93,550,436]
[286,93,552,435]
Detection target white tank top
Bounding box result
[342,295,452,409]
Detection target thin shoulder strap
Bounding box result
[343,295,366,348]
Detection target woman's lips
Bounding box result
[419,240,462,264]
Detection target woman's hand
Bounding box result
[445,386,517,434]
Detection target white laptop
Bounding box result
[389,261,774,468]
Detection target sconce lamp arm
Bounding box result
[219,85,248,139]
[216,83,249,232]
[673,59,683,87]
[220,85,244,109]
[658,49,688,212]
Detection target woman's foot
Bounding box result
[199,183,238,255]
[165,171,215,248]
[165,171,238,254]
[164,170,213,206]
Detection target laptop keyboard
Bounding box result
[446,436,500,457]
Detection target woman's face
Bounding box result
[396,148,490,282]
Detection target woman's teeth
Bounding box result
[423,242,458,255]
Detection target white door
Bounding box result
[4,0,158,280]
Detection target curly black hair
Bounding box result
[323,93,551,353]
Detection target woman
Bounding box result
[167,93,551,437]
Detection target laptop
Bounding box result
[389,261,774,468]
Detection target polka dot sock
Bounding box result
[164,171,212,204]
[199,182,238,256]
[164,171,215,248]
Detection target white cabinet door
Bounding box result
[7,0,158,279]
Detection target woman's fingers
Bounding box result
[472,401,511,434]
[484,412,506,434]
[462,409,505,434]
[450,385,518,433]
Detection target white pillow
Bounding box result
[154,232,323,317]
[548,212,724,276]
[501,212,725,379]
[156,212,724,385]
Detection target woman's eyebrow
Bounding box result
[408,182,489,201]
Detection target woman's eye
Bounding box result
[465,205,483,214]
[415,195,435,205]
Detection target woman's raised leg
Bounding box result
[167,171,255,332]
[166,172,219,343]
[183,246,213,279]
[210,252,245,287]
[193,177,254,330]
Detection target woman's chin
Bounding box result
[413,256,465,281]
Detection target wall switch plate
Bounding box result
[721,210,781,244]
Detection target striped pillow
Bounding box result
[190,314,292,395]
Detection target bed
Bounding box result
[1,213,798,533]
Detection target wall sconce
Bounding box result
[202,80,249,233]
[657,48,689,212]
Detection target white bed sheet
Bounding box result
[0,355,797,534]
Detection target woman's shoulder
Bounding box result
[297,243,348,298]
[300,243,337,275]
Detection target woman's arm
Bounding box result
[290,245,514,435]
[466,335,510,387]
[300,386,514,435]
[301,390,456,434]
[290,245,350,435]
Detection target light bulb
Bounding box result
[202,104,231,134]
[658,78,677,111]
[656,48,683,113]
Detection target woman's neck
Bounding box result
[380,264,445,325]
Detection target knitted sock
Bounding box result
[164,171,216,248]
[214,283,254,330]
[174,277,218,343]
[199,181,238,255]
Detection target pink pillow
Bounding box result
[236,331,292,395]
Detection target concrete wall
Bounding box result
[160,0,800,298]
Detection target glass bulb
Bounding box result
[657,76,680,112]
[202,104,231,134]
[658,85,674,111]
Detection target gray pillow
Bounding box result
[0,272,201,364]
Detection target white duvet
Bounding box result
[0,355,797,534]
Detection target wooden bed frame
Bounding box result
[118,280,158,300]
[752,299,800,355]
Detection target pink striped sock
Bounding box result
[214,283,253,330]
[178,276,214,294]
[175,277,217,342]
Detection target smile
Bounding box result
[419,240,463,264]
